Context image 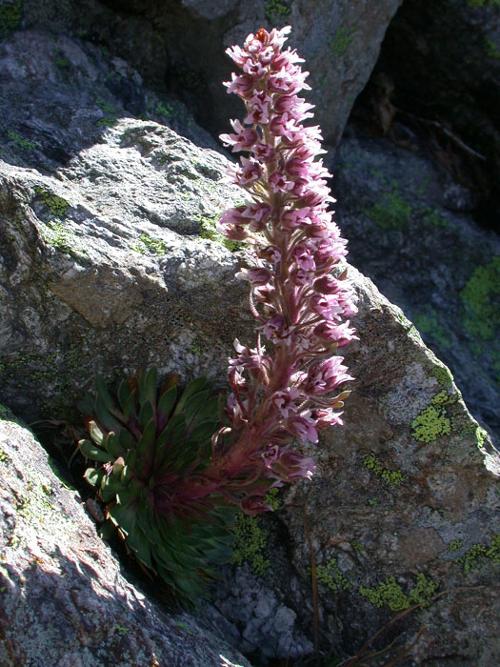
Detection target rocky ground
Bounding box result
[0,0,499,665]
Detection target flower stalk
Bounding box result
[197,25,358,513]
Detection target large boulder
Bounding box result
[333,132,500,443]
[0,407,250,666]
[20,0,402,145]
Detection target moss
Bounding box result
[131,233,168,256]
[7,129,36,151]
[265,487,282,511]
[366,192,412,230]
[411,401,452,444]
[96,97,118,127]
[34,187,70,218]
[460,257,500,342]
[329,26,354,57]
[459,534,500,573]
[198,214,243,252]
[447,538,463,552]
[265,0,291,23]
[432,365,454,389]
[422,209,449,228]
[0,0,22,39]
[359,573,437,612]
[232,514,269,575]
[40,220,75,254]
[475,425,489,449]
[317,558,351,593]
[363,453,406,487]
[412,311,450,349]
[0,447,11,464]
[155,102,175,120]
[485,38,500,59]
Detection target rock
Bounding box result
[21,0,402,144]
[357,0,500,226]
[1,24,499,667]
[332,132,500,443]
[0,30,248,422]
[0,406,251,666]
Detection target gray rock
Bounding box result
[20,0,402,145]
[333,133,500,443]
[1,23,499,667]
[0,407,251,666]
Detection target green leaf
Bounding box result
[88,420,104,446]
[174,377,209,415]
[83,467,104,487]
[157,385,177,420]
[139,400,154,429]
[79,439,113,463]
[139,368,158,408]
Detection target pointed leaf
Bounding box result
[79,439,113,463]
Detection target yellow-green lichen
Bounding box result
[0,447,11,464]
[411,402,452,443]
[447,538,463,552]
[422,208,449,228]
[0,0,22,39]
[329,26,354,57]
[34,187,70,218]
[459,534,500,573]
[363,453,406,487]
[198,214,243,252]
[265,0,291,23]
[366,191,412,230]
[131,233,168,256]
[359,573,437,612]
[7,129,36,152]
[413,310,450,349]
[317,558,351,593]
[475,425,488,449]
[40,220,75,254]
[460,257,500,342]
[232,514,269,576]
[432,365,454,389]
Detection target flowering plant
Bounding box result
[206,25,357,512]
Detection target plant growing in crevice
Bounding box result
[80,370,236,600]
[82,25,356,601]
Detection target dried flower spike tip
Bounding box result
[217,25,358,500]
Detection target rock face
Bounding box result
[357,0,500,224]
[0,30,247,422]
[21,0,402,144]
[333,132,500,444]
[1,23,499,667]
[0,407,251,666]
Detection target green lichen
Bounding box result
[459,534,500,573]
[265,0,291,23]
[0,0,22,39]
[366,192,412,230]
[475,425,489,449]
[467,0,500,7]
[7,129,36,152]
[317,558,351,593]
[232,514,269,575]
[0,447,10,464]
[96,98,118,127]
[329,26,354,57]
[412,311,450,349]
[265,487,282,511]
[432,365,454,389]
[198,214,243,252]
[460,257,500,342]
[34,187,70,218]
[485,38,500,59]
[40,220,75,253]
[447,538,463,552]
[411,402,452,444]
[363,453,406,487]
[422,209,449,228]
[131,233,168,256]
[359,573,437,612]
